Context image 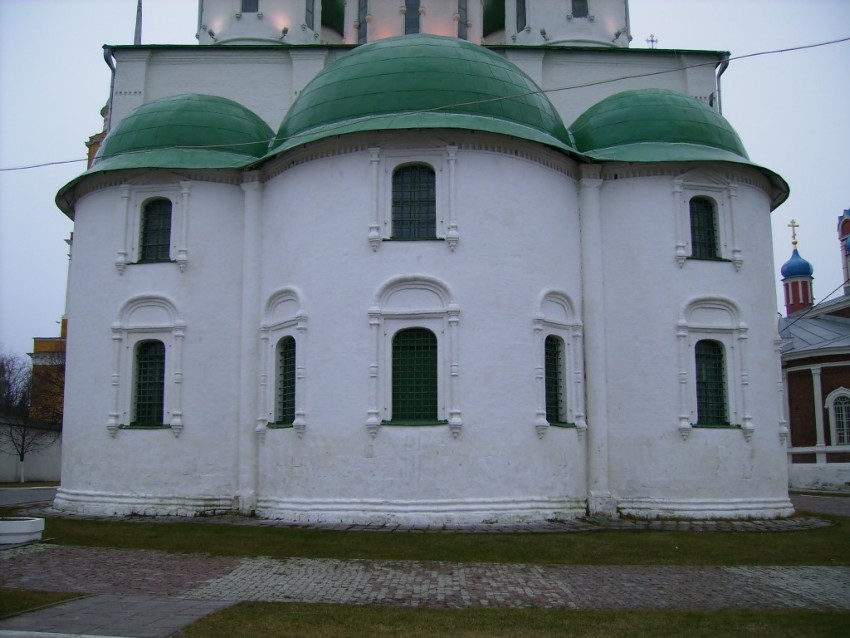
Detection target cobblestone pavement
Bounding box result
[2,544,849,612]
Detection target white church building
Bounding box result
[54,0,794,523]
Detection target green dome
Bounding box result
[270,34,574,155]
[571,89,750,162]
[570,88,789,208]
[92,94,274,172]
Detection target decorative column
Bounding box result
[676,321,692,440]
[728,184,742,271]
[366,308,382,437]
[776,337,789,443]
[811,366,826,464]
[368,146,381,250]
[737,326,752,441]
[446,145,459,251]
[175,181,191,271]
[293,315,308,438]
[256,327,270,441]
[115,185,131,273]
[572,323,587,438]
[579,164,616,516]
[532,318,549,438]
[170,322,185,437]
[447,305,462,438]
[236,172,264,513]
[673,179,687,268]
[107,325,123,437]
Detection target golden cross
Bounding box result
[788,219,799,247]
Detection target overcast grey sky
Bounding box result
[1,0,848,357]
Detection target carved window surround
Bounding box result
[259,287,308,439]
[114,180,191,273]
[368,145,458,252]
[533,290,586,439]
[109,295,185,437]
[676,296,751,441]
[367,275,461,438]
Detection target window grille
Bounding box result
[134,340,165,425]
[140,199,171,262]
[545,335,565,423]
[404,0,420,34]
[358,0,368,43]
[305,0,314,30]
[695,340,728,425]
[690,197,719,259]
[392,165,436,240]
[457,0,468,39]
[242,0,259,13]
[392,328,438,421]
[277,337,296,425]
[834,395,850,444]
[516,0,527,31]
[572,0,589,18]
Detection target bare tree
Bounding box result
[0,352,62,482]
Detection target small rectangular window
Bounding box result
[392,328,438,422]
[690,197,719,259]
[242,0,259,13]
[572,0,589,18]
[516,0,527,31]
[695,339,728,425]
[457,0,468,39]
[392,165,436,240]
[358,0,368,44]
[277,337,297,425]
[305,0,314,30]
[139,199,172,263]
[134,341,165,426]
[545,335,565,424]
[405,0,420,35]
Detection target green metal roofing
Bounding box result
[269,34,575,155]
[570,88,789,208]
[571,88,749,160]
[92,93,273,172]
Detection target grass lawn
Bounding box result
[18,511,847,566]
[0,589,82,619]
[179,604,850,637]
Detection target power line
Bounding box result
[2,35,848,173]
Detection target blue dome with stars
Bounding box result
[781,249,814,279]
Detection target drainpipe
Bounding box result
[102,46,116,133]
[715,52,729,114]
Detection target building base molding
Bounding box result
[617,496,794,520]
[255,495,588,526]
[53,488,233,517]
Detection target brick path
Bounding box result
[2,544,849,612]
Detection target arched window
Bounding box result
[391,328,438,422]
[134,340,165,426]
[545,335,566,424]
[832,394,850,445]
[392,164,436,240]
[695,339,728,425]
[516,0,527,31]
[572,0,589,18]
[277,336,297,425]
[242,0,259,13]
[139,198,172,263]
[689,196,719,259]
[404,0,420,34]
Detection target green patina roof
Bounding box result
[571,88,749,160]
[269,34,575,155]
[571,88,788,207]
[92,93,273,172]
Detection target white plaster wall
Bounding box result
[789,464,850,492]
[594,166,792,517]
[508,0,630,47]
[254,132,586,522]
[56,177,249,515]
